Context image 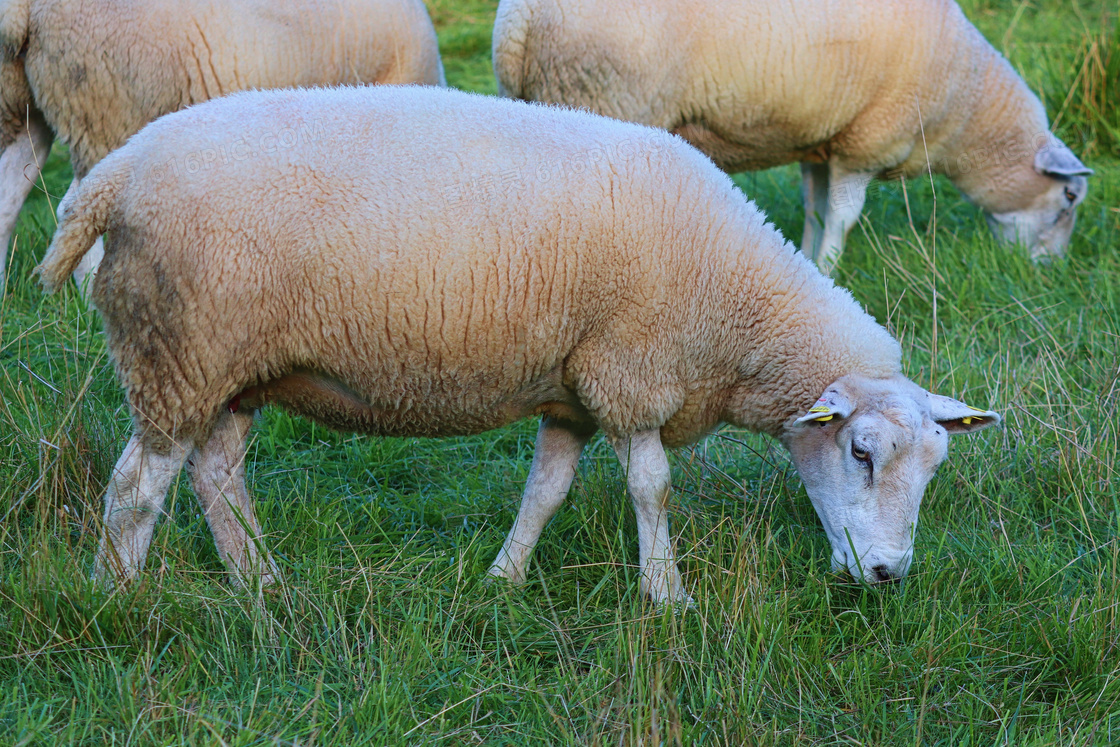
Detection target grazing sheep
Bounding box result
[493,0,1092,273]
[38,86,999,604]
[0,0,444,289]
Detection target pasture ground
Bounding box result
[1,0,1118,743]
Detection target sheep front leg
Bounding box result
[800,161,830,263]
[612,430,692,607]
[488,417,592,584]
[93,434,189,584]
[815,164,872,275]
[0,114,53,288]
[186,410,278,587]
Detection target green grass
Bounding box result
[2,0,1119,743]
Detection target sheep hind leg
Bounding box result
[93,433,189,585]
[612,430,693,607]
[70,234,104,298]
[488,417,593,585]
[185,410,278,588]
[0,113,53,290]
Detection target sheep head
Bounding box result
[984,143,1092,261]
[782,375,999,584]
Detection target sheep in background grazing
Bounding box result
[492,0,1092,273]
[38,86,999,604]
[0,0,444,290]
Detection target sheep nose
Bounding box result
[870,564,900,584]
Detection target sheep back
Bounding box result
[494,0,1047,181]
[23,0,443,175]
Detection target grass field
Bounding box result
[2,0,1119,744]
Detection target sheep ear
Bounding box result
[928,393,1000,435]
[1034,146,1093,177]
[795,386,853,426]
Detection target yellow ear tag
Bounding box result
[961,417,974,425]
[807,405,834,422]
[965,405,985,412]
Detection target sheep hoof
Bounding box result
[642,576,695,610]
[90,553,139,590]
[229,561,281,592]
[647,591,696,612]
[485,563,527,586]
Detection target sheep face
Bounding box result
[985,146,1092,260]
[783,375,999,584]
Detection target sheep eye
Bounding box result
[1064,186,1077,204]
[851,444,871,464]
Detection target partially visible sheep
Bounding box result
[38,86,999,603]
[493,0,1092,273]
[0,0,444,289]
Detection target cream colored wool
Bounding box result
[0,0,444,287]
[38,86,998,602]
[493,0,1092,272]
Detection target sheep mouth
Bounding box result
[831,549,911,584]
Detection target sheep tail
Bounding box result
[36,157,130,293]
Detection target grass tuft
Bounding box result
[1054,17,1120,159]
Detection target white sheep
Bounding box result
[0,0,444,289]
[493,0,1093,273]
[37,86,999,604]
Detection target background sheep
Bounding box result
[37,86,999,603]
[0,0,444,289]
[492,0,1093,273]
